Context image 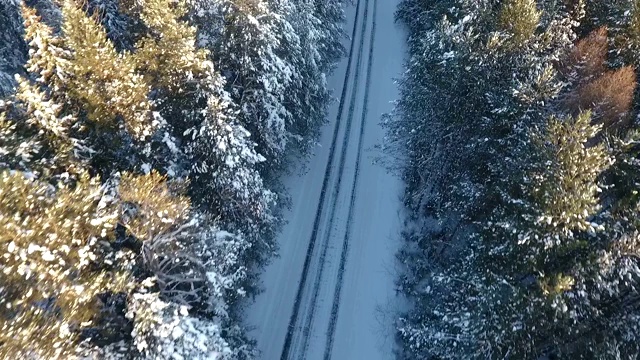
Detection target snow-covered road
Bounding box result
[244,0,407,358]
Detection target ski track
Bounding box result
[244,0,408,359]
[296,0,371,356]
[323,0,378,358]
[279,0,363,357]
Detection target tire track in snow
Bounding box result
[279,0,363,358]
[323,0,377,358]
[297,0,372,356]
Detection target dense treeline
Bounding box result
[0,0,343,358]
[389,0,640,358]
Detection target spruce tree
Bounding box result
[393,0,640,357]
[0,0,346,356]
[1,1,262,357]
[498,0,541,45]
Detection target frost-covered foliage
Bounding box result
[582,0,640,67]
[390,0,640,358]
[125,284,236,360]
[0,1,25,97]
[0,171,133,359]
[121,0,277,250]
[184,94,277,250]
[188,0,344,169]
[85,0,132,50]
[121,229,256,360]
[271,0,346,155]
[0,0,345,357]
[389,0,577,220]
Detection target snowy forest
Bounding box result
[7,0,640,357]
[389,0,640,358]
[0,0,344,358]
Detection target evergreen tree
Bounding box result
[1,1,282,357]
[126,0,277,253]
[0,0,26,97]
[584,0,640,67]
[190,0,294,164]
[0,168,202,358]
[398,110,616,359]
[498,0,541,45]
[0,0,346,356]
[187,0,344,171]
[392,0,640,358]
[0,171,131,358]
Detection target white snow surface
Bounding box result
[244,0,408,359]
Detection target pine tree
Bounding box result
[61,1,153,140]
[122,0,277,250]
[392,0,640,357]
[0,170,133,358]
[86,0,133,50]
[1,0,346,356]
[189,0,294,164]
[1,1,261,357]
[583,0,640,67]
[498,0,541,45]
[397,110,614,359]
[617,0,640,65]
[0,169,225,359]
[17,2,156,176]
[0,0,26,97]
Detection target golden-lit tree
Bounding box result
[0,2,212,357]
[128,0,210,92]
[0,168,199,358]
[0,171,132,358]
[60,1,153,139]
[498,0,541,45]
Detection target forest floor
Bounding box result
[243,0,408,358]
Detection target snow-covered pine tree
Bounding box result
[1,0,347,356]
[14,0,161,178]
[85,0,133,50]
[393,0,640,358]
[312,0,346,67]
[389,0,576,220]
[188,0,294,166]
[0,168,203,358]
[398,110,615,359]
[0,170,134,359]
[0,0,26,97]
[1,1,277,357]
[124,0,277,257]
[268,0,324,156]
[184,0,348,180]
